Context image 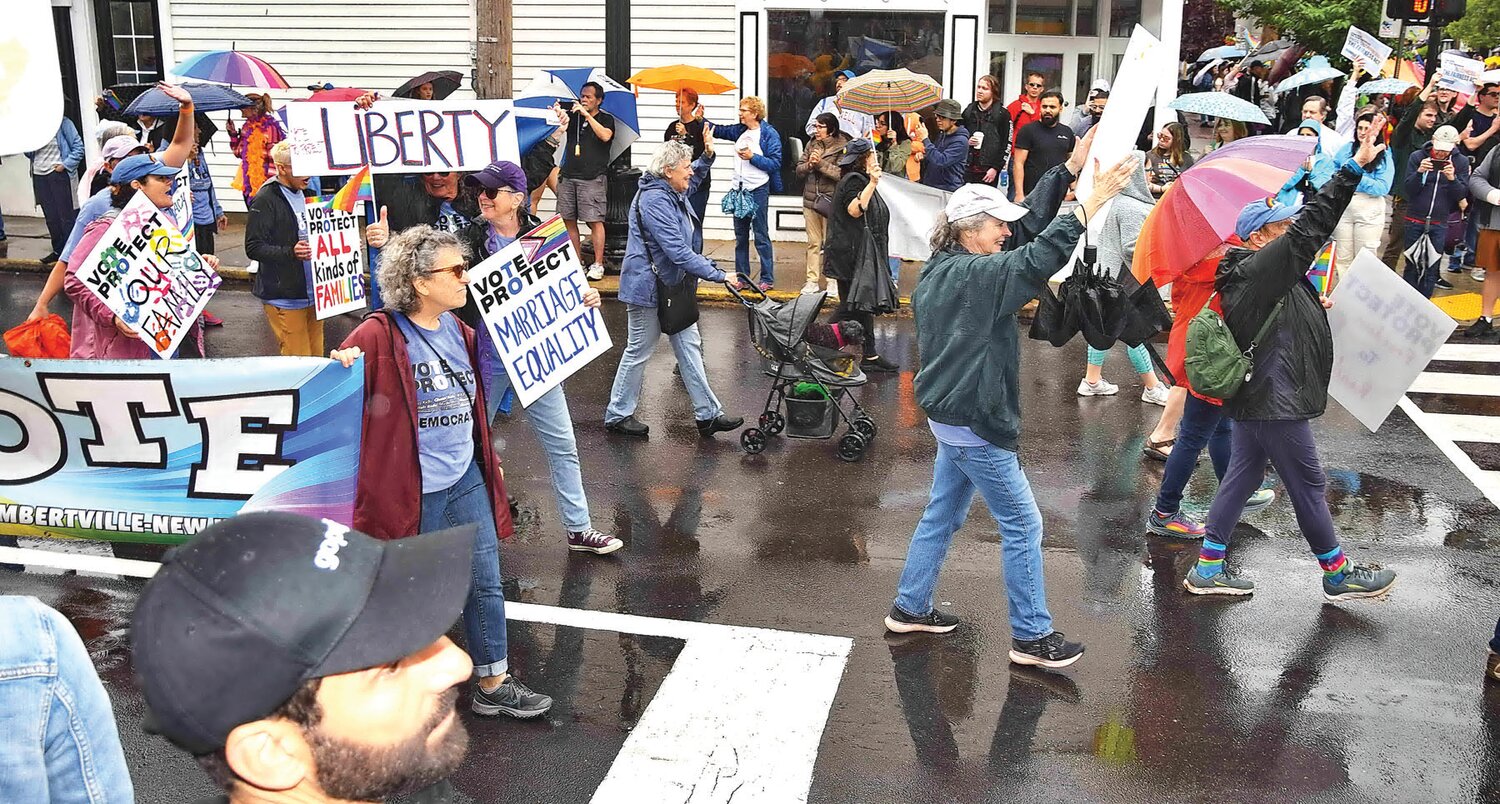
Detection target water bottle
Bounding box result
[999,170,1010,194]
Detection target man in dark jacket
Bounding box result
[1187,119,1397,602]
[1402,125,1470,296]
[961,76,1010,187]
[918,99,969,192]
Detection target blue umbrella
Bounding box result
[125,82,253,116]
[1198,45,1246,63]
[1167,91,1270,125]
[515,68,640,163]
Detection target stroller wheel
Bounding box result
[837,433,867,462]
[741,428,768,454]
[759,411,785,435]
[852,416,877,441]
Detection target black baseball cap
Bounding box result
[131,512,474,754]
[839,137,874,166]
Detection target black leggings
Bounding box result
[832,277,875,355]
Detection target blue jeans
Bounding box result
[1453,209,1480,269]
[1402,221,1448,298]
[420,460,508,677]
[889,256,901,284]
[606,304,723,423]
[1154,393,1232,515]
[733,185,775,285]
[0,596,133,803]
[893,440,1054,641]
[486,375,591,532]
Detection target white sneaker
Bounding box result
[800,281,821,295]
[1475,267,1488,282]
[1141,384,1171,406]
[1077,379,1119,397]
[586,262,606,281]
[826,279,839,299]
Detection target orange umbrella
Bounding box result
[768,53,815,79]
[628,64,736,95]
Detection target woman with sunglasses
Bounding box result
[329,225,554,720]
[455,160,624,555]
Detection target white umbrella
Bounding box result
[1275,56,1345,94]
[1167,92,1270,125]
[1360,78,1416,95]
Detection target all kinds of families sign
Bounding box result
[286,99,521,177]
[0,357,363,544]
[468,216,612,407]
[1327,251,1455,432]
[304,197,368,319]
[73,192,221,358]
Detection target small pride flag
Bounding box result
[1307,242,1334,295]
[1237,24,1261,52]
[521,214,570,263]
[330,166,374,214]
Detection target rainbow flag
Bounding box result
[330,166,374,214]
[1237,25,1261,52]
[1307,242,1334,295]
[521,215,570,263]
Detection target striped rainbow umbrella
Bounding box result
[171,48,289,89]
[836,69,943,114]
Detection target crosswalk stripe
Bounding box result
[1434,344,1500,362]
[1406,342,1500,509]
[1408,372,1500,396]
[1420,413,1500,443]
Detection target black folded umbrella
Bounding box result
[844,227,900,315]
[394,70,463,100]
[1028,284,1078,347]
[1116,273,1172,348]
[1063,247,1127,351]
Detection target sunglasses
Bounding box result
[1482,91,1500,98]
[1026,82,1044,88]
[427,262,469,279]
[476,186,523,199]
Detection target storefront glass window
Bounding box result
[1076,54,1094,108]
[990,52,1009,97]
[1110,0,1141,37]
[766,10,946,197]
[988,0,1012,34]
[1015,0,1070,35]
[1075,0,1098,37]
[1022,53,1064,96]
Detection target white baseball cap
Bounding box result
[945,184,1029,223]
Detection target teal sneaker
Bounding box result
[1183,566,1255,596]
[1147,509,1205,538]
[1242,488,1275,514]
[1323,564,1397,601]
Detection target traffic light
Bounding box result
[1434,0,1467,18]
[1385,0,1466,19]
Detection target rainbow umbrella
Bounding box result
[837,68,943,114]
[1132,135,1317,285]
[171,48,289,89]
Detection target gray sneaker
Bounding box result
[1183,566,1255,596]
[472,675,553,719]
[1242,487,1275,514]
[1323,563,1397,601]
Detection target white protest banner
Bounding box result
[286,100,521,177]
[169,165,195,245]
[73,192,221,358]
[1341,27,1392,74]
[1327,250,1455,431]
[877,176,947,262]
[304,198,367,320]
[1438,52,1485,94]
[467,216,612,407]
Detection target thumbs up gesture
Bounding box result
[365,205,390,248]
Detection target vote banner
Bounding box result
[305,197,368,320]
[73,191,221,359]
[1341,28,1391,74]
[286,99,521,177]
[1327,251,1455,432]
[468,215,612,408]
[0,357,363,544]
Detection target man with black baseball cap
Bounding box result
[132,512,477,803]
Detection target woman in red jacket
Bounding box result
[330,225,552,720]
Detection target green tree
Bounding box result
[1447,0,1500,51]
[1218,0,1383,65]
[1182,0,1238,61]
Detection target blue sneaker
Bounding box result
[1323,563,1397,601]
[1183,566,1255,596]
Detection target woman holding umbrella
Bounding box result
[228,93,284,205]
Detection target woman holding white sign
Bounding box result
[456,160,624,556]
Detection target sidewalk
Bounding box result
[0,214,921,309]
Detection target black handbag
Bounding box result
[634,200,700,335]
[809,191,836,219]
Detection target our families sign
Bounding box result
[0,357,363,544]
[286,99,521,177]
[1327,251,1455,431]
[468,216,612,407]
[304,198,367,319]
[73,192,221,358]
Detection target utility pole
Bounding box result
[475,0,512,99]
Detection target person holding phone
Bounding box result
[1402,125,1471,296]
[553,83,616,282]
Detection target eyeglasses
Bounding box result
[813,123,827,129]
[427,262,469,279]
[1482,91,1500,98]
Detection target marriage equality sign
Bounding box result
[468,216,612,407]
[73,191,221,358]
[304,197,368,319]
[0,357,363,545]
[286,99,521,177]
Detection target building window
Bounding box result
[990,52,1008,97]
[1109,0,1142,37]
[1015,0,1069,36]
[988,0,1012,34]
[1076,54,1094,109]
[766,9,946,197]
[94,0,163,86]
[1022,53,1064,96]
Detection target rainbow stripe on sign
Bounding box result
[1307,242,1334,295]
[522,215,570,262]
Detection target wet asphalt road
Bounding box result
[5,271,1500,803]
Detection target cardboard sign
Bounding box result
[169,165,195,245]
[286,99,521,177]
[304,197,367,320]
[1438,52,1485,94]
[1327,251,1455,432]
[468,216,612,407]
[877,176,947,262]
[74,192,221,358]
[1341,28,1392,74]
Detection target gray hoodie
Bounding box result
[1096,151,1155,280]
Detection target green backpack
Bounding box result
[1184,294,1284,400]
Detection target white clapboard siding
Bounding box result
[166,0,476,214]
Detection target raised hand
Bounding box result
[158,83,194,107]
[1064,125,1099,176]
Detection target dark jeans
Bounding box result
[1154,393,1232,515]
[688,180,711,243]
[1402,221,1449,298]
[1454,208,1481,269]
[733,185,774,285]
[1382,197,1407,265]
[0,199,7,239]
[32,171,77,255]
[195,224,216,256]
[1205,419,1338,555]
[1492,618,1500,654]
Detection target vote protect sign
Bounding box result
[304,198,367,320]
[468,216,612,408]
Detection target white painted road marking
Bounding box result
[1403,342,1500,508]
[0,546,855,804]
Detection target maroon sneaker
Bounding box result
[757,281,774,292]
[567,528,623,555]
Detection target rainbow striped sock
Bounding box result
[1317,547,1349,584]
[1196,539,1228,578]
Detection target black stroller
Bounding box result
[724,285,876,461]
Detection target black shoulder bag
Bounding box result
[633,198,700,335]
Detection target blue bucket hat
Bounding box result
[1235,196,1301,240]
